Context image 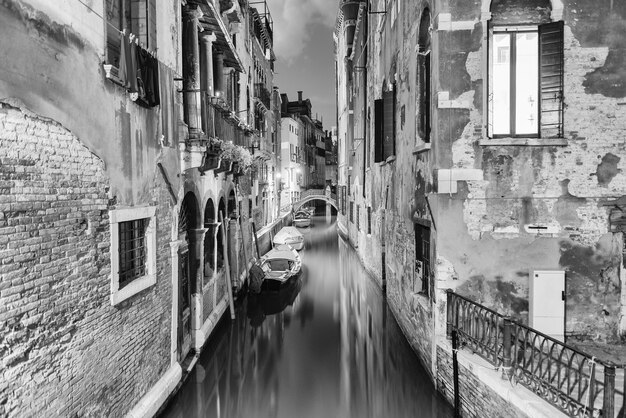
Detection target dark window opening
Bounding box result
[415,223,431,298]
[105,0,156,67]
[367,207,372,234]
[417,8,432,143]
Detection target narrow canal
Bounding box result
[161,217,453,418]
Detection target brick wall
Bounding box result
[0,103,172,417]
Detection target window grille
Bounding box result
[118,218,148,288]
[356,204,360,230]
[350,201,354,223]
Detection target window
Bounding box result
[349,201,354,223]
[374,83,396,162]
[488,22,564,138]
[367,207,372,235]
[105,0,157,68]
[356,205,360,231]
[341,186,347,215]
[417,9,431,143]
[414,223,431,298]
[110,206,157,305]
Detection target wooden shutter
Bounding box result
[418,51,431,142]
[148,0,157,50]
[539,21,564,139]
[374,98,384,162]
[383,86,395,159]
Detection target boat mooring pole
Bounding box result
[219,211,235,320]
[251,221,260,259]
[452,330,460,417]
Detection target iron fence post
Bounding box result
[502,317,513,380]
[603,363,615,418]
[446,289,453,339]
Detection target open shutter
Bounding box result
[539,21,564,139]
[383,86,395,159]
[148,0,157,50]
[374,98,384,162]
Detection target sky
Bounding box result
[264,0,339,130]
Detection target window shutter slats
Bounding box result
[374,98,384,162]
[539,21,564,138]
[383,87,395,159]
[148,0,157,50]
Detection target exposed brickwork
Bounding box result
[0,104,172,417]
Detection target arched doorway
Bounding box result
[217,198,226,271]
[203,198,216,286]
[227,188,237,219]
[178,192,199,360]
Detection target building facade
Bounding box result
[336,0,626,413]
[0,0,279,416]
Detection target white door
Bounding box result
[530,270,565,341]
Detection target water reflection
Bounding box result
[161,217,452,418]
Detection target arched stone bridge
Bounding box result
[281,187,338,213]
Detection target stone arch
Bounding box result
[481,0,563,21]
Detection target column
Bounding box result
[190,227,207,350]
[200,32,217,136]
[200,33,217,96]
[214,51,225,98]
[182,5,203,139]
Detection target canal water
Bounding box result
[161,217,453,418]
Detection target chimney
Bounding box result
[298,91,303,102]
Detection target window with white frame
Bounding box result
[109,206,157,305]
[488,22,564,139]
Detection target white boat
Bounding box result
[272,226,304,250]
[293,210,311,228]
[249,244,302,291]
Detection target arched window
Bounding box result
[488,0,563,139]
[417,9,431,143]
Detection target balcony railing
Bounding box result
[446,290,624,418]
[201,93,249,147]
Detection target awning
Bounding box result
[197,1,244,72]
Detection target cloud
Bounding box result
[263,0,338,65]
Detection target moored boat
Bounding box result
[293,210,312,228]
[249,244,302,292]
[272,226,305,250]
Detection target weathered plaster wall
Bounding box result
[0,104,173,416]
[437,0,626,341]
[0,0,181,207]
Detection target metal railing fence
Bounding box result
[446,290,624,418]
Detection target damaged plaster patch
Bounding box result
[594,153,621,187]
[573,202,609,246]
[1,0,85,50]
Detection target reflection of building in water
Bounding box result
[338,240,446,418]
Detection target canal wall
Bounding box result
[338,223,566,418]
[436,341,567,418]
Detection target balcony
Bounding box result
[183,92,255,172]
